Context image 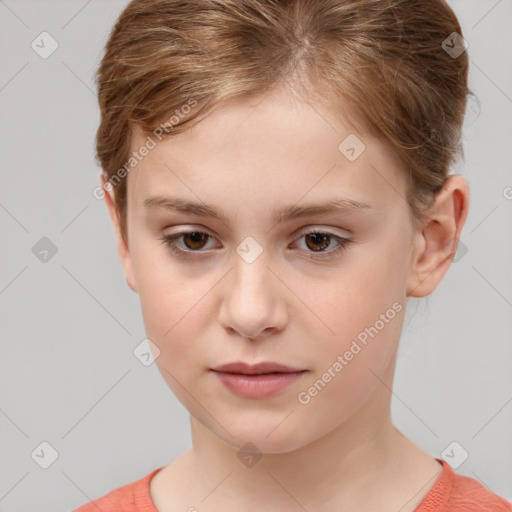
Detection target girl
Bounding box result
[75,1,511,510]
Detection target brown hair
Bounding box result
[94,0,473,243]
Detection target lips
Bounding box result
[211,361,304,375]
[211,361,307,399]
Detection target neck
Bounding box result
[181,358,438,512]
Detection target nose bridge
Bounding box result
[231,242,274,304]
[219,240,285,338]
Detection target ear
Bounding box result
[406,174,470,298]
[101,175,138,293]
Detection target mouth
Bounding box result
[210,362,307,399]
[211,361,305,375]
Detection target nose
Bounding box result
[217,251,288,340]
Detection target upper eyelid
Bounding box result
[165,224,351,237]
[165,226,352,247]
[163,227,354,263]
[164,223,351,236]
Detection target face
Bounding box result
[108,84,423,453]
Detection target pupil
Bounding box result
[185,232,207,249]
[306,233,329,252]
[182,233,332,252]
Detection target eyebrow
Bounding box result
[143,195,373,225]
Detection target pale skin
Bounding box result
[103,83,469,512]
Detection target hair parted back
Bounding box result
[95,0,473,242]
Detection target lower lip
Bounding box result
[212,370,306,399]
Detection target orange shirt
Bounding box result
[73,458,512,511]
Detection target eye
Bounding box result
[161,230,217,259]
[160,228,352,260]
[290,229,352,260]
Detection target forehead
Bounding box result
[126,85,408,216]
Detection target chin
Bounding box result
[215,423,310,456]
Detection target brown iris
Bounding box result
[182,232,210,250]
[304,232,331,252]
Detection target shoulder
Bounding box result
[449,467,512,511]
[417,459,512,512]
[72,467,163,512]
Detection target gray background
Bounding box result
[0,1,511,511]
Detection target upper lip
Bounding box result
[211,362,304,374]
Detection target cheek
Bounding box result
[133,239,204,330]
[138,276,208,356]
[294,275,406,431]
[136,268,212,406]
[297,236,408,378]
[302,260,405,345]
[132,249,235,402]
[132,247,206,353]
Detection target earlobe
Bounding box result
[406,175,470,298]
[101,174,138,294]
[122,260,138,294]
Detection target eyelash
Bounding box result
[160,229,352,261]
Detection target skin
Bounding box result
[103,82,469,512]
